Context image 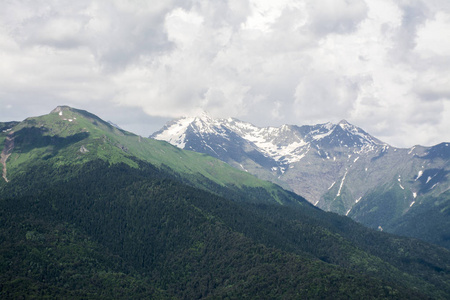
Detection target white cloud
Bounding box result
[165,8,204,48]
[243,0,304,32]
[0,0,449,146]
[415,12,450,57]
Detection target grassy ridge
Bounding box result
[1,107,296,205]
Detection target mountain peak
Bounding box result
[194,111,214,123]
[337,119,356,131]
[199,110,212,118]
[51,105,72,114]
[49,106,112,127]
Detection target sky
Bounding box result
[1,0,449,147]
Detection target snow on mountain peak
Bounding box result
[152,116,195,148]
[338,119,350,126]
[152,115,386,164]
[195,111,214,123]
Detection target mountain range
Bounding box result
[2,106,450,298]
[152,113,450,248]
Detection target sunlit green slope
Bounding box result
[0,106,301,205]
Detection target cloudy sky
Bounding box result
[1,0,449,147]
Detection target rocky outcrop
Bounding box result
[1,132,15,182]
[79,145,89,154]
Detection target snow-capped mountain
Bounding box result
[152,113,450,244]
[152,113,389,192]
[153,114,384,168]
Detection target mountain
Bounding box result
[151,114,387,201]
[0,106,305,206]
[2,106,450,298]
[152,114,450,247]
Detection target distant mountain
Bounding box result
[3,106,450,298]
[152,114,450,248]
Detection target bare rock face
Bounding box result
[1,132,15,182]
[51,106,71,114]
[79,145,89,154]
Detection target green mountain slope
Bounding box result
[348,167,450,249]
[384,190,450,248]
[0,106,302,206]
[2,106,450,298]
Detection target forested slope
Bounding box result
[1,159,450,298]
[2,106,450,298]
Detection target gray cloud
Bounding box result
[294,71,360,122]
[387,0,432,62]
[1,0,450,147]
[307,0,368,35]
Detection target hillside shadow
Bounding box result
[12,127,89,154]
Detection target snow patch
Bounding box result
[355,197,362,203]
[203,143,218,156]
[336,170,348,197]
[242,127,308,164]
[153,117,197,148]
[410,201,415,207]
[413,192,417,199]
[346,208,352,216]
[312,129,334,140]
[397,176,405,189]
[415,170,423,181]
[328,181,336,190]
[59,111,63,116]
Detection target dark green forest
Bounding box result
[2,107,450,299]
[2,159,450,299]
